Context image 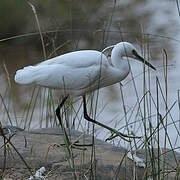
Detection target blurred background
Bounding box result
[0,0,180,149]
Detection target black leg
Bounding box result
[83,95,99,125]
[55,96,73,147]
[56,96,69,126]
[83,95,117,129]
[83,95,139,141]
[55,96,91,149]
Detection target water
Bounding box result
[0,0,180,150]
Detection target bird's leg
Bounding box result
[56,96,69,126]
[55,96,74,148]
[83,95,140,142]
[56,96,92,149]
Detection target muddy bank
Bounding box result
[0,127,179,179]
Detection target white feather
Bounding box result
[15,42,155,97]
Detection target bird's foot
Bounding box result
[52,141,92,151]
[105,130,141,142]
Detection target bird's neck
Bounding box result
[111,48,129,68]
[111,47,130,80]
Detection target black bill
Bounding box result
[132,50,156,71]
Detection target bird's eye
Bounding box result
[132,49,137,56]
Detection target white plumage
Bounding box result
[15,42,155,96]
[14,42,156,140]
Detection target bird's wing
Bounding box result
[38,50,109,68]
[15,63,105,91]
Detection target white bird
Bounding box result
[15,42,155,141]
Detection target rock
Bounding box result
[0,127,179,179]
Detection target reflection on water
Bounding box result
[0,0,180,150]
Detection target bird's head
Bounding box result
[111,42,156,70]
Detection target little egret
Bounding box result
[15,42,156,140]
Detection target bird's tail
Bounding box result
[14,66,36,85]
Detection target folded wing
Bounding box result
[38,50,108,68]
